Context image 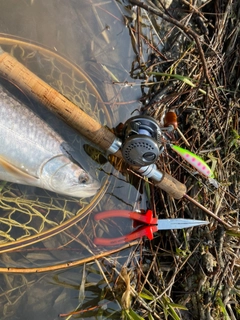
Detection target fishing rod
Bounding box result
[0,47,234,230]
[0,46,185,199]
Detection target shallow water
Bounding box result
[0,1,150,319]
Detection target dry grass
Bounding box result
[110,0,240,319]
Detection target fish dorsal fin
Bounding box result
[0,156,39,183]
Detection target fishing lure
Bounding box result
[170,144,214,178]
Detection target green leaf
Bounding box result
[169,303,188,310]
[139,288,155,301]
[139,291,154,301]
[226,229,240,237]
[148,72,207,95]
[148,314,155,320]
[124,309,145,320]
[168,305,181,320]
[216,297,231,320]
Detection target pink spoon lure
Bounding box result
[170,144,214,178]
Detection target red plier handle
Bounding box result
[93,209,158,246]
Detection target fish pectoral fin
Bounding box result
[0,156,39,183]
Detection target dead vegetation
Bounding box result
[112,0,240,319]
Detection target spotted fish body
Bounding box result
[0,83,100,198]
[170,144,214,178]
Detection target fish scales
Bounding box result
[0,84,100,197]
[0,86,65,176]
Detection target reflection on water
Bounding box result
[0,0,148,319]
[1,254,138,320]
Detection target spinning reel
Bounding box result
[120,116,164,167]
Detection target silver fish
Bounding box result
[0,83,100,197]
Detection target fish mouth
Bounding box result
[65,173,101,195]
[64,179,100,198]
[52,171,101,198]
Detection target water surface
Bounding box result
[0,1,149,319]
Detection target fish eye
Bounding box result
[79,175,89,184]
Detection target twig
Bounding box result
[184,194,234,230]
[128,0,224,113]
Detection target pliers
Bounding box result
[94,209,209,246]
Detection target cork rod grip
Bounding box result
[154,172,186,199]
[0,50,117,153]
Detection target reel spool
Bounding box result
[121,116,164,166]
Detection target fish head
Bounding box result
[40,156,100,198]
